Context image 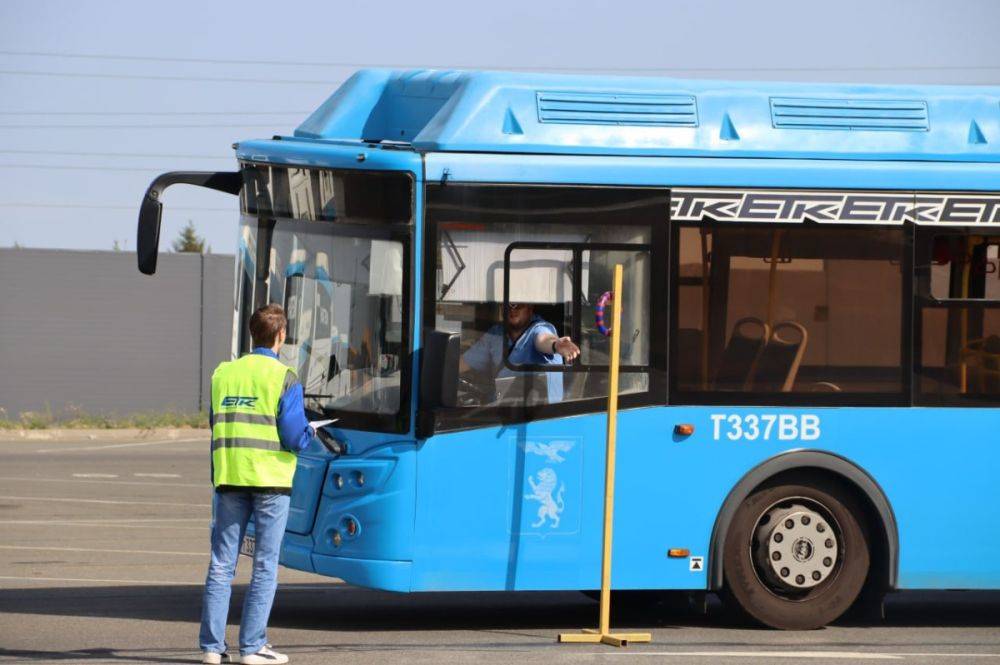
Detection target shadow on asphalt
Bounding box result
[3,584,1000,633]
[0,648,196,664]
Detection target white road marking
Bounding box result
[0,475,203,488]
[36,437,206,453]
[0,544,204,556]
[134,473,182,478]
[600,652,1000,660]
[893,655,1000,660]
[0,575,198,586]
[0,575,340,588]
[598,652,901,660]
[0,495,209,508]
[71,473,118,478]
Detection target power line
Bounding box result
[0,49,353,67]
[0,202,233,211]
[0,149,233,159]
[1,49,999,72]
[0,163,187,172]
[0,69,343,85]
[0,110,308,116]
[0,123,284,129]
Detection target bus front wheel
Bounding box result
[722,477,870,630]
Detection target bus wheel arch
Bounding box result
[708,451,897,626]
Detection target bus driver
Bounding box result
[459,303,580,404]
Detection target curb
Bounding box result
[0,428,211,442]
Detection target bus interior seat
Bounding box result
[713,317,770,390]
[753,321,808,392]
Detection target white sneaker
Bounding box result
[240,645,289,664]
[201,653,231,664]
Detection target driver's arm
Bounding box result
[533,331,581,362]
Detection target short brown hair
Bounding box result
[249,304,287,348]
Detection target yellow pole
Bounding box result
[599,263,624,634]
[559,264,651,648]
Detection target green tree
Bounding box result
[172,220,206,253]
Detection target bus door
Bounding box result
[416,184,666,591]
[908,225,1000,586]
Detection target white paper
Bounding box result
[309,418,337,432]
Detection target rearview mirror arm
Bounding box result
[137,171,243,275]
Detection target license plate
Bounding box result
[240,535,255,557]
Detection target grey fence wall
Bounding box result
[0,248,235,417]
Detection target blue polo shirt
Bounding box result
[462,315,564,403]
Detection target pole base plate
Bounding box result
[558,630,652,647]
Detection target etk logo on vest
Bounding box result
[221,396,258,407]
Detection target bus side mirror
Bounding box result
[421,330,460,409]
[137,171,243,275]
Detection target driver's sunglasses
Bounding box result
[505,303,526,312]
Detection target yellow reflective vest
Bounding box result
[210,353,298,489]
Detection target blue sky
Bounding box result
[1,0,998,255]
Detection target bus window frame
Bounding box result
[668,219,914,408]
[501,240,653,374]
[916,227,1000,304]
[419,181,669,436]
[237,161,417,435]
[913,225,1000,407]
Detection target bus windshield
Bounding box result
[235,163,412,431]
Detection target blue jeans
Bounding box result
[199,491,290,656]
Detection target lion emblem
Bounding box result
[525,467,566,528]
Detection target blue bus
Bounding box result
[137,70,1000,630]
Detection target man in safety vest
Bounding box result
[200,304,312,665]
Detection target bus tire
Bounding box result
[722,476,870,630]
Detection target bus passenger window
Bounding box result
[917,234,1000,404]
[671,225,906,402]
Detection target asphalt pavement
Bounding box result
[1,432,999,664]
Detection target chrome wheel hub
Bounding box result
[754,503,838,590]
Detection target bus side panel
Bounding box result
[410,408,726,592]
[412,414,604,591]
[858,407,1000,589]
[643,405,1000,591]
[411,405,1000,592]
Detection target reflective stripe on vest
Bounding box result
[210,353,298,488]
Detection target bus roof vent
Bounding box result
[536,91,698,127]
[770,97,929,131]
